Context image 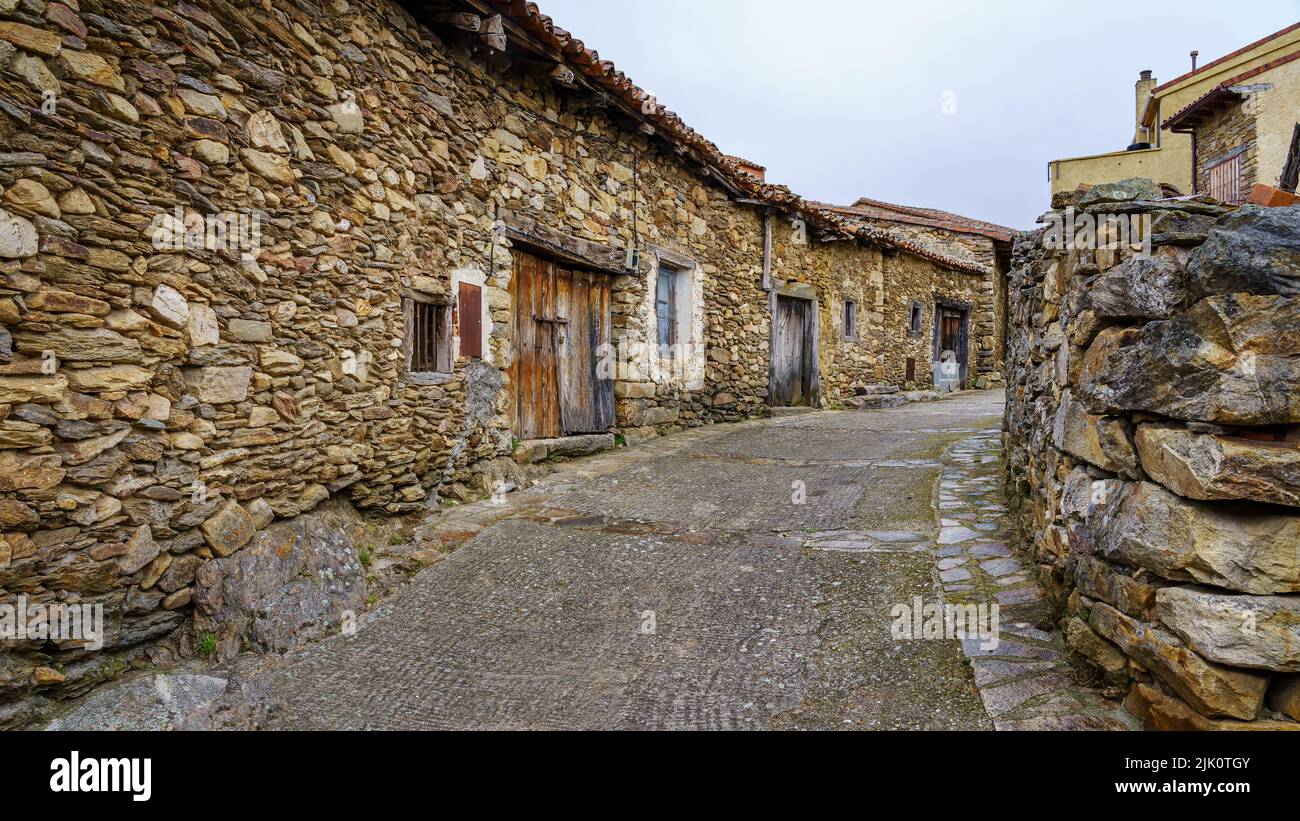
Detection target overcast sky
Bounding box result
[537,0,1299,229]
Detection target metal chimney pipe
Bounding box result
[1191,50,1199,71]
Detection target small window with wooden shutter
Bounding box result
[405,298,452,375]
[457,281,483,360]
[1207,153,1243,204]
[843,299,857,340]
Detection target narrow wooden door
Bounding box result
[512,251,562,439]
[773,295,809,406]
[558,267,614,434]
[937,307,969,389]
[510,250,613,440]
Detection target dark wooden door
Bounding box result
[558,267,614,434]
[510,250,613,439]
[937,306,969,389]
[773,295,811,406]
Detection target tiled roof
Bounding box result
[418,1,997,277]
[829,197,1015,243]
[1152,21,1300,95]
[1163,48,1300,130]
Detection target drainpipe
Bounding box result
[761,211,773,292]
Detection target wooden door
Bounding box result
[936,306,969,389]
[558,267,614,434]
[510,250,613,439]
[773,295,810,406]
[512,252,562,439]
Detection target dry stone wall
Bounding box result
[1004,181,1300,730]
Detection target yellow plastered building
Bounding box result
[1049,22,1300,198]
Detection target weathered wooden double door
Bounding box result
[510,250,614,439]
[772,294,817,407]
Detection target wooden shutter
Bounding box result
[458,281,482,359]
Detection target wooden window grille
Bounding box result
[406,299,452,374]
[1207,153,1242,204]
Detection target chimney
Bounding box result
[1133,69,1157,147]
[1191,50,1199,71]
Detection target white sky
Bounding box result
[536,0,1300,229]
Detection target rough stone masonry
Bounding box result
[0,0,1008,720]
[1004,178,1300,730]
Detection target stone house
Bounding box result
[0,0,1009,702]
[820,197,1012,390]
[1161,48,1300,203]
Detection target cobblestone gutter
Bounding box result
[1003,179,1300,730]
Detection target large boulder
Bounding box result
[1078,178,1163,207]
[1188,205,1300,298]
[1086,245,1189,320]
[1136,424,1300,507]
[1052,390,1138,478]
[192,499,364,660]
[1089,602,1267,720]
[1127,682,1300,731]
[1077,294,1300,425]
[1089,481,1300,594]
[1074,555,1159,620]
[1157,585,1300,672]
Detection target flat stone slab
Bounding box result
[937,526,979,544]
[46,673,228,731]
[864,530,925,543]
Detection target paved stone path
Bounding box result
[52,390,1133,730]
[934,431,1137,730]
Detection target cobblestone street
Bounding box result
[209,392,1017,729]
[48,390,1140,731]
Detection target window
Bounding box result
[406,299,452,374]
[655,265,690,356]
[908,302,923,334]
[1207,153,1242,204]
[843,300,857,340]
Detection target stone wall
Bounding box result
[0,0,1006,712]
[1003,181,1300,729]
[1195,98,1258,202]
